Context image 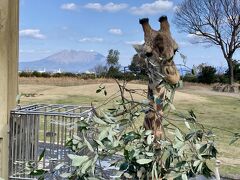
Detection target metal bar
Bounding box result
[46,105,66,112]
[65,106,82,113]
[43,109,47,168]
[9,104,93,179]
[61,116,64,160]
[10,110,93,117]
[9,176,38,180]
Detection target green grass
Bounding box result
[172,94,240,175]
[55,95,104,105]
[22,94,105,106]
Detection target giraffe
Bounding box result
[133,16,180,139]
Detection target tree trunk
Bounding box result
[227,59,234,85]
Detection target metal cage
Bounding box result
[9,104,93,179]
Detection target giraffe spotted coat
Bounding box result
[134,16,180,138]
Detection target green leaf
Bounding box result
[175,129,184,142]
[72,139,79,145]
[182,173,188,180]
[165,156,172,169]
[95,140,105,149]
[88,178,100,180]
[202,162,212,178]
[68,154,89,167]
[124,173,132,178]
[145,130,152,136]
[104,90,107,96]
[91,154,98,175]
[184,121,191,129]
[96,89,102,93]
[176,161,186,168]
[73,134,81,141]
[197,162,203,173]
[209,144,218,158]
[173,141,184,150]
[60,173,71,178]
[120,162,129,171]
[136,158,152,164]
[38,149,45,162]
[199,144,208,154]
[147,134,153,145]
[84,136,94,152]
[185,132,195,141]
[81,159,92,174]
[145,152,154,157]
[193,160,201,167]
[98,127,109,140]
[93,117,107,125]
[122,131,141,144]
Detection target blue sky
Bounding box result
[19,0,239,68]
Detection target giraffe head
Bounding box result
[134,16,180,85]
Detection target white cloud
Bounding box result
[19,29,46,39]
[109,28,123,35]
[79,37,103,43]
[84,2,128,12]
[130,0,173,15]
[125,40,144,45]
[178,41,191,48]
[61,3,77,10]
[187,33,204,43]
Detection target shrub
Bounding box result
[215,74,229,84]
[41,72,51,78]
[19,71,32,77]
[32,71,42,77]
[183,73,198,83]
[52,73,64,78]
[198,66,217,84]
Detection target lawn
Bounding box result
[19,78,240,176]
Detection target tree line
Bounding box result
[19,48,240,85]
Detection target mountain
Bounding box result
[19,50,105,72]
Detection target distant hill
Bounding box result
[19,50,105,72]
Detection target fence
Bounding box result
[9,104,94,179]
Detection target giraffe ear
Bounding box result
[132,44,144,54]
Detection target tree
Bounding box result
[233,60,240,81]
[128,54,147,76]
[106,49,120,68]
[93,64,108,76]
[174,0,240,84]
[198,65,217,84]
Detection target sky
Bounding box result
[19,0,239,68]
